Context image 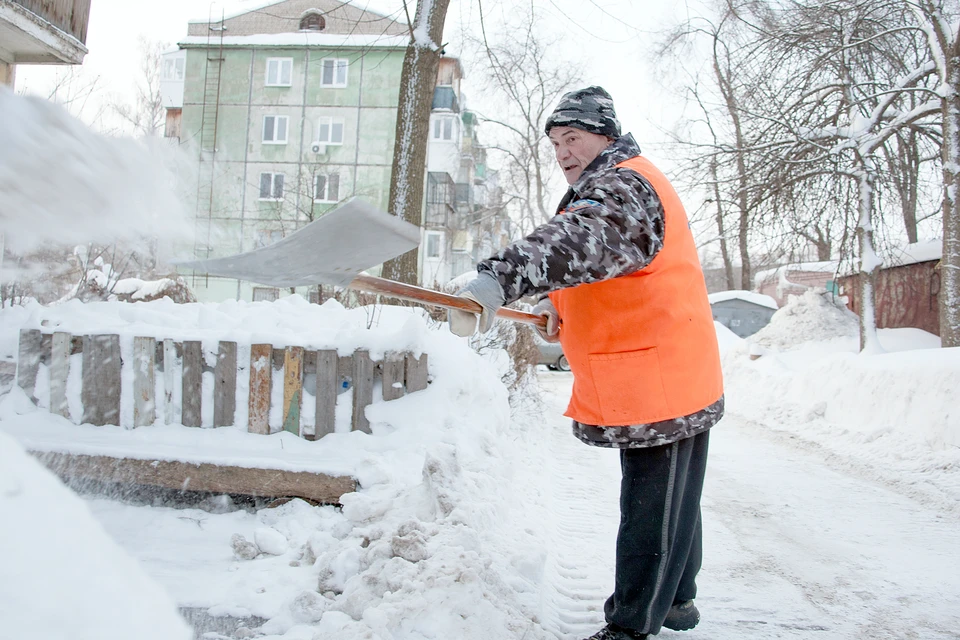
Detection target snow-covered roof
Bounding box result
[887,239,942,267]
[708,290,779,310]
[754,261,840,288]
[832,239,942,277]
[178,33,408,48]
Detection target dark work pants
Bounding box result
[604,430,710,635]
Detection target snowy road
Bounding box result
[535,371,960,640]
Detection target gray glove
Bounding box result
[532,297,561,343]
[447,272,505,337]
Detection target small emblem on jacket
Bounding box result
[563,199,601,214]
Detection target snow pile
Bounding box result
[0,431,192,640]
[713,321,743,355]
[721,294,960,509]
[0,296,558,638]
[109,275,196,303]
[0,88,194,256]
[747,289,858,352]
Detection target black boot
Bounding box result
[663,600,700,631]
[583,624,648,640]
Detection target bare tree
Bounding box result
[466,1,582,234]
[750,0,945,350]
[28,66,111,131]
[905,0,960,347]
[111,37,167,137]
[380,0,452,285]
[658,4,774,289]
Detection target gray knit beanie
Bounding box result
[544,86,621,139]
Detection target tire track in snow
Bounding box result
[536,373,622,640]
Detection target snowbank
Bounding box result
[0,296,556,638]
[0,431,192,640]
[720,291,960,509]
[3,290,958,637]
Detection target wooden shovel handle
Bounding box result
[350,274,548,330]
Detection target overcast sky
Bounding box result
[15,0,691,163]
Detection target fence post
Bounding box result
[132,337,156,427]
[382,351,405,401]
[314,349,337,440]
[405,353,428,393]
[17,328,42,403]
[351,350,374,434]
[214,341,237,427]
[49,332,71,419]
[282,346,303,436]
[163,339,176,424]
[100,335,121,426]
[81,334,121,426]
[81,335,96,424]
[248,344,272,435]
[181,341,202,427]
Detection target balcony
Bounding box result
[0,0,90,65]
[425,172,455,227]
[431,85,459,113]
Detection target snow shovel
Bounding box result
[176,198,547,330]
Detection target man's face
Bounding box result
[549,126,613,185]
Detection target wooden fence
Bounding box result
[16,329,428,438]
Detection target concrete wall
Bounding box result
[0,61,14,86]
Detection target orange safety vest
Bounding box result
[548,156,723,426]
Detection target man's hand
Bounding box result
[532,298,561,343]
[447,272,505,337]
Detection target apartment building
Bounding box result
[161,0,506,300]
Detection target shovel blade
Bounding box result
[176,198,420,288]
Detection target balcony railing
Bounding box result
[11,0,90,44]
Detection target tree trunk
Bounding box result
[710,159,736,289]
[900,131,920,244]
[712,34,752,289]
[857,157,884,354]
[380,0,451,285]
[940,53,960,347]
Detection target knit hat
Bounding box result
[544,86,621,139]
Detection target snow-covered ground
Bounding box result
[1,290,959,639]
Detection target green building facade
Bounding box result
[161,1,409,302]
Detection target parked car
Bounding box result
[536,336,570,371]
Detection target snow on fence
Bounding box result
[15,328,428,437]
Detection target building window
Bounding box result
[433,116,457,141]
[300,12,325,31]
[262,115,289,144]
[253,287,280,302]
[425,231,442,259]
[265,58,293,86]
[259,173,285,200]
[320,59,348,87]
[162,57,184,81]
[316,117,344,145]
[314,172,340,203]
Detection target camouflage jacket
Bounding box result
[478,133,724,449]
